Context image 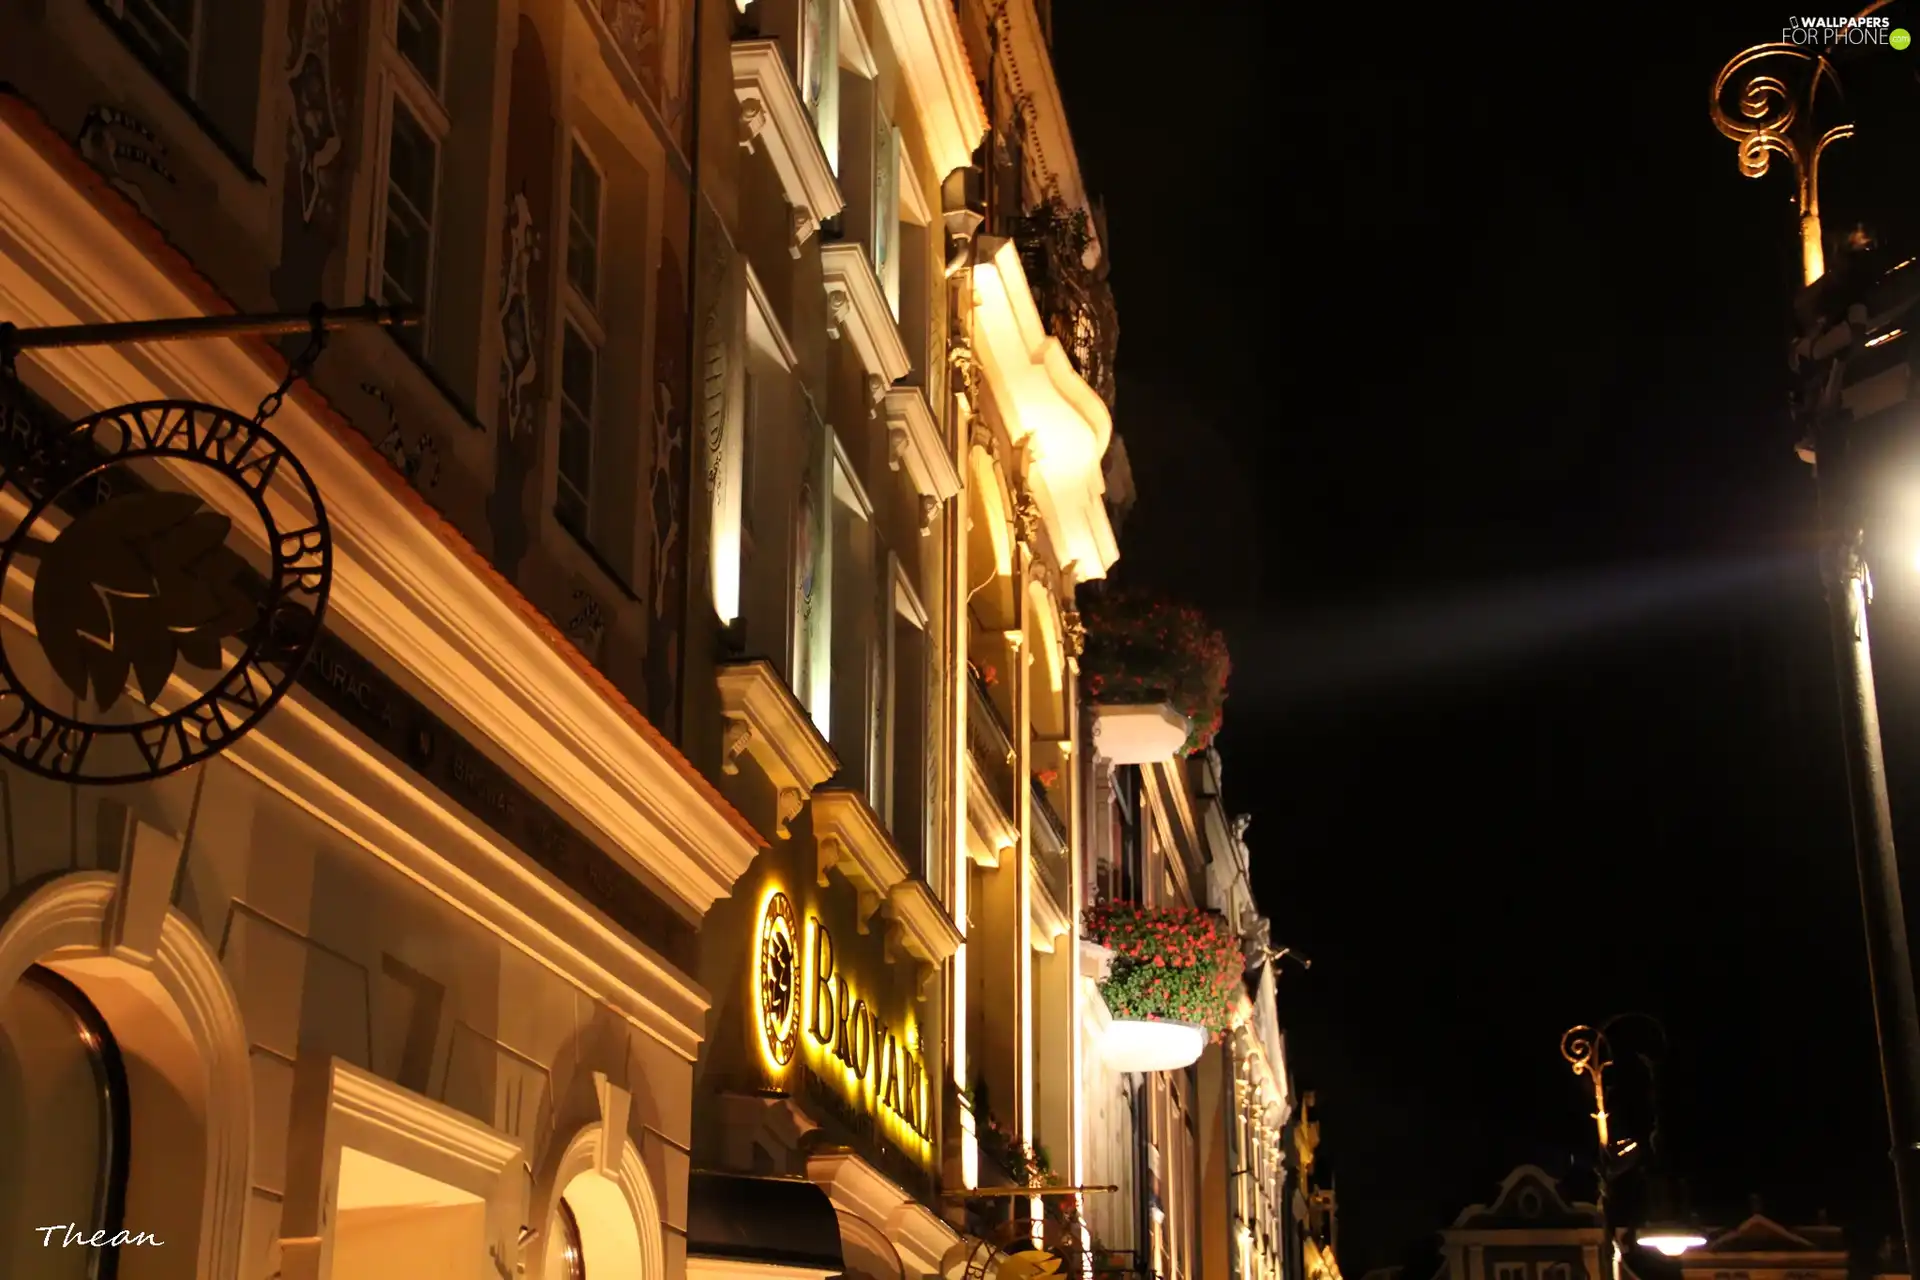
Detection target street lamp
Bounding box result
[1711,32,1920,1269]
[1562,1017,1696,1280]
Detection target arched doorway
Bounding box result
[0,965,131,1279]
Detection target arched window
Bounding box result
[0,966,131,1280]
[544,1197,587,1280]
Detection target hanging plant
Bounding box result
[1078,588,1229,754]
[1082,899,1245,1037]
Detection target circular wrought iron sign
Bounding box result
[758,890,800,1067]
[0,396,331,783]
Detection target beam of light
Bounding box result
[1228,552,1809,704]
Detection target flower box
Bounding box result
[1089,701,1189,764]
[1078,590,1228,756]
[1082,900,1244,1073]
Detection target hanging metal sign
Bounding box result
[0,304,404,783]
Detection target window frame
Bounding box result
[884,557,930,856]
[369,0,453,344]
[100,0,202,98]
[555,317,601,538]
[393,0,450,100]
[565,134,607,317]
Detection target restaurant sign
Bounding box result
[755,886,933,1160]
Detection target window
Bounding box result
[556,323,598,536]
[872,117,901,316]
[378,98,439,315]
[372,0,452,349]
[103,0,198,94]
[828,449,876,786]
[887,564,930,871]
[567,141,604,308]
[1494,1264,1530,1280]
[544,1198,587,1280]
[396,0,446,94]
[0,968,130,1280]
[798,0,839,172]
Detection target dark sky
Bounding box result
[1052,4,1920,1272]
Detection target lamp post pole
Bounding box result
[1561,1024,1630,1280]
[1711,36,1920,1267]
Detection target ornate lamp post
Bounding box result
[1711,34,1920,1266]
[1562,1017,1695,1280]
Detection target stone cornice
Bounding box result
[884,386,960,533]
[0,100,763,926]
[884,878,962,999]
[970,236,1117,582]
[821,240,912,412]
[732,39,845,257]
[997,0,1100,265]
[717,660,840,840]
[868,0,988,178]
[810,787,910,929]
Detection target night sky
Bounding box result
[1053,4,1920,1272]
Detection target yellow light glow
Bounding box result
[753,884,801,1079]
[801,914,934,1163]
[1866,328,1905,349]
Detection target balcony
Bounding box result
[1029,777,1069,907]
[966,663,1018,825]
[1007,197,1117,409]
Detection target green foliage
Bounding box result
[1082,899,1245,1035]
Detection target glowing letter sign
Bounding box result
[805,916,931,1144]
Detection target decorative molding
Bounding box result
[883,1198,962,1275]
[537,1120,667,1280]
[0,108,764,926]
[883,879,963,999]
[809,788,910,931]
[328,1056,525,1182]
[716,659,839,839]
[995,0,1099,264]
[868,0,989,178]
[0,872,250,1280]
[732,40,844,257]
[970,235,1118,581]
[884,387,961,533]
[593,1071,634,1179]
[820,241,912,389]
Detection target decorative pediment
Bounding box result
[884,386,960,533]
[1698,1216,1827,1256]
[883,879,963,999]
[732,40,845,257]
[821,241,911,412]
[717,660,839,840]
[811,787,910,930]
[1452,1165,1595,1230]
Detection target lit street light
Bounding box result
[1712,30,1920,1269]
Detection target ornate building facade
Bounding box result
[0,3,762,1280]
[0,0,1306,1278]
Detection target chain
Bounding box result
[254,302,329,425]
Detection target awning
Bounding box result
[688,1171,846,1271]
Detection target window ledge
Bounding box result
[821,241,911,413]
[883,386,959,533]
[811,786,909,927]
[716,658,839,839]
[732,39,845,257]
[884,878,962,1000]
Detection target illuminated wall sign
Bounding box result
[758,892,800,1066]
[805,916,932,1144]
